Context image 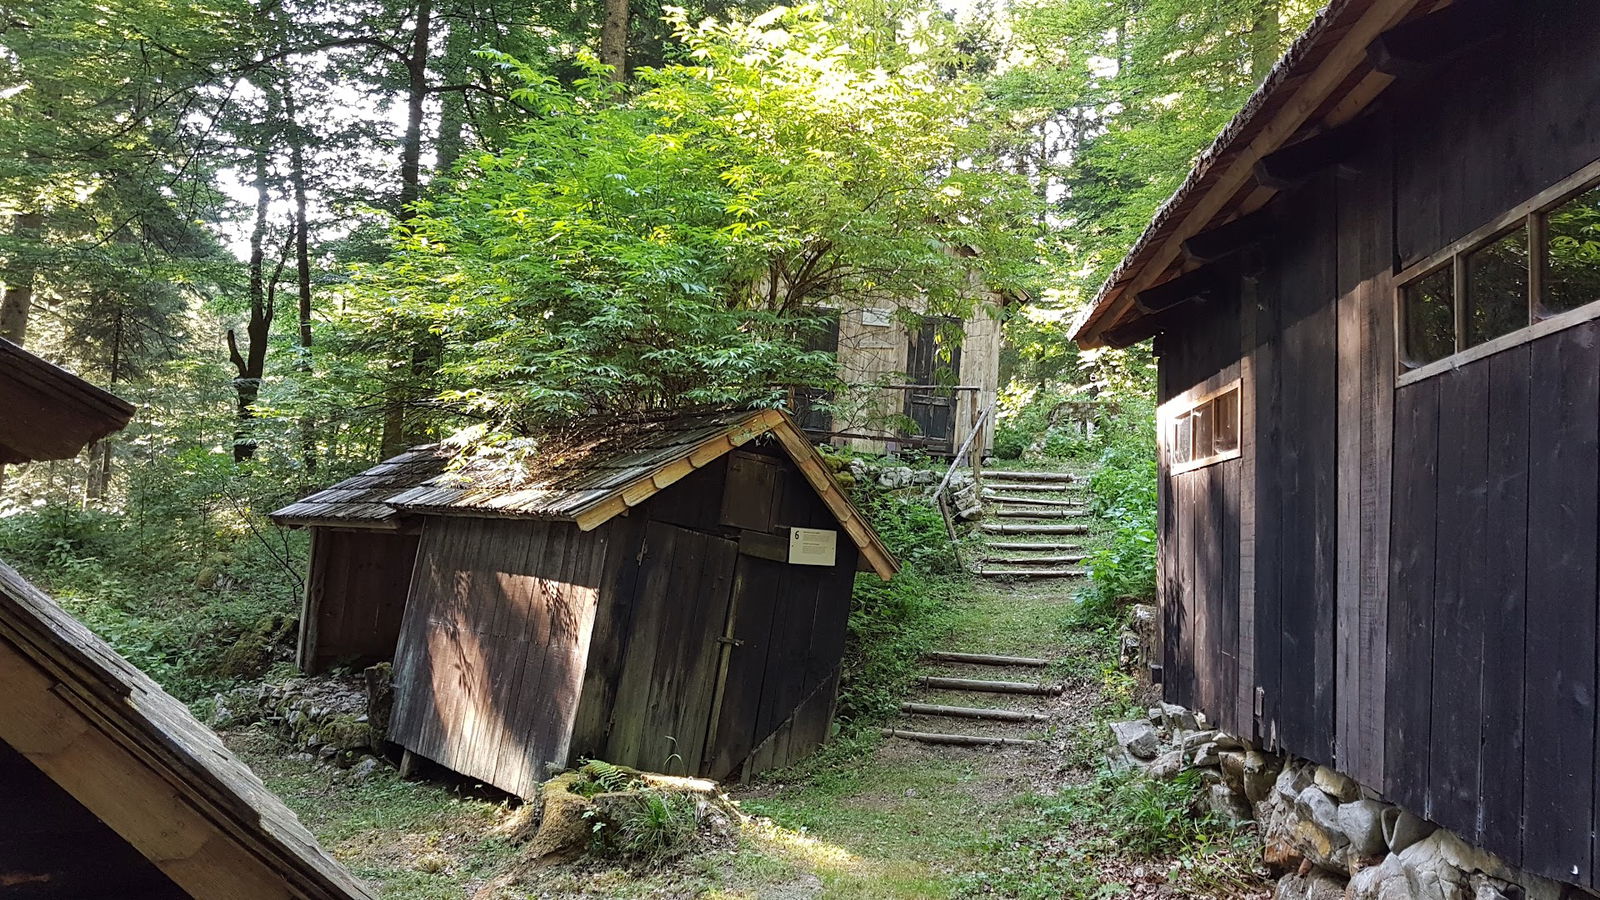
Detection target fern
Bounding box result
[575,759,639,796]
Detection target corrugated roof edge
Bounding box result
[1069,0,1373,345]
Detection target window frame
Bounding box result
[1396,157,1600,386]
[1168,380,1243,475]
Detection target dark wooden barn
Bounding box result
[273,407,897,797]
[1074,0,1600,890]
[0,340,373,899]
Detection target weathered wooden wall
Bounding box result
[389,517,608,799]
[392,445,860,796]
[1157,0,1600,889]
[0,740,189,899]
[298,529,421,674]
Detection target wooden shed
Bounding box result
[1073,0,1600,890]
[273,407,897,797]
[0,340,373,899]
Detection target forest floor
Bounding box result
[225,469,1269,899]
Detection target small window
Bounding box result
[1543,184,1600,314]
[1170,383,1241,474]
[1402,267,1456,365]
[1465,226,1529,347]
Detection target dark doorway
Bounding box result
[904,317,963,454]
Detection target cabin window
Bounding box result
[1543,184,1600,314]
[1398,162,1600,382]
[1169,382,1241,474]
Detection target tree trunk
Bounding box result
[0,212,44,345]
[1249,0,1282,83]
[284,81,317,471]
[600,0,628,82]
[85,308,123,502]
[230,152,275,463]
[435,3,472,178]
[398,0,435,215]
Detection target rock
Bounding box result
[1313,765,1361,802]
[1244,750,1282,803]
[1381,806,1437,855]
[1192,742,1221,768]
[1181,729,1218,749]
[364,663,394,742]
[1274,762,1314,807]
[1347,853,1408,900]
[346,757,383,782]
[1292,786,1351,872]
[1148,748,1186,780]
[1339,799,1389,859]
[1207,782,1253,825]
[1395,831,1472,900]
[1219,750,1247,795]
[1110,720,1160,760]
[1147,706,1164,725]
[1469,874,1512,900]
[1274,869,1347,900]
[1158,702,1199,731]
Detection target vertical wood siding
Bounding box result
[299,528,421,674]
[389,518,607,799]
[1158,0,1600,889]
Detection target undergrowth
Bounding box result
[1078,395,1158,625]
[959,767,1262,899]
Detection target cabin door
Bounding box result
[904,317,962,454]
[603,522,738,776]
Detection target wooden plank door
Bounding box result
[904,317,962,453]
[603,521,738,776]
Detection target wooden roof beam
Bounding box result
[1366,0,1507,78]
[1134,268,1225,317]
[1253,118,1370,190]
[1181,207,1277,264]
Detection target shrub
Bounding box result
[833,485,963,733]
[1078,395,1158,624]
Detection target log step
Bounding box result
[979,554,1086,565]
[984,495,1083,507]
[883,728,1039,748]
[918,675,1063,695]
[994,507,1086,520]
[901,702,1049,723]
[983,482,1081,493]
[983,541,1081,552]
[925,651,1051,667]
[985,470,1082,483]
[975,567,1086,579]
[981,522,1089,535]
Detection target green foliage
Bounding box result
[596,791,702,864]
[0,452,310,699]
[959,766,1260,899]
[572,759,643,797]
[324,9,1041,437]
[1078,396,1158,624]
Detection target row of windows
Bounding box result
[1170,384,1241,472]
[1402,180,1600,367]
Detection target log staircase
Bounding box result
[973,468,1091,580]
[883,650,1061,750]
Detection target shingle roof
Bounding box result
[271,407,899,580]
[270,446,453,529]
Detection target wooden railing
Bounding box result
[935,404,992,553]
[798,384,987,456]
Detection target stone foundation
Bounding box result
[1109,705,1590,900]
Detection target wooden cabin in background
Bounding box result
[0,338,373,899]
[1074,0,1600,891]
[272,407,897,797]
[800,276,1009,456]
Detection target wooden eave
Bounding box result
[0,338,135,464]
[1071,0,1437,348]
[567,409,901,581]
[0,562,375,899]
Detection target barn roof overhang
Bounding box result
[1069,0,1487,349]
[0,338,135,463]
